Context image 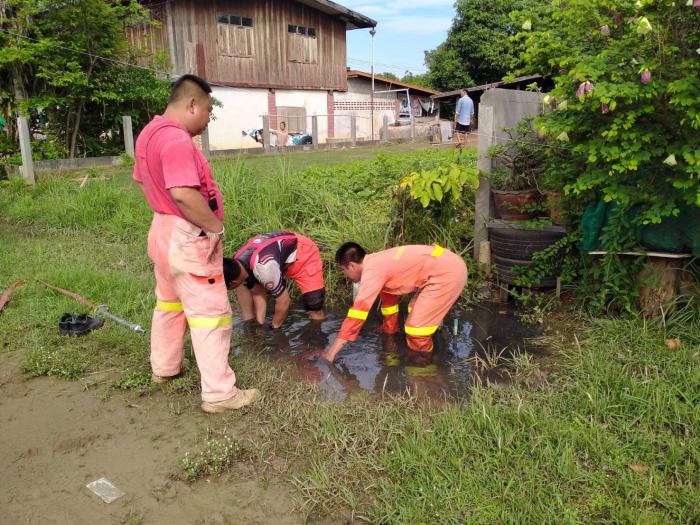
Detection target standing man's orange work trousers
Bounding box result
[147,213,238,403]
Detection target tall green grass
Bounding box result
[2,147,699,523]
[224,307,700,523]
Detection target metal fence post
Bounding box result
[381,114,389,143]
[262,115,270,152]
[350,114,357,147]
[312,115,319,149]
[122,116,135,158]
[17,116,35,185]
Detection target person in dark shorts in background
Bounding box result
[454,88,475,148]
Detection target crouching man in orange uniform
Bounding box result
[322,242,467,362]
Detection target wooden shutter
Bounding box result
[288,33,303,62]
[244,27,254,56]
[305,37,318,64]
[217,23,229,56]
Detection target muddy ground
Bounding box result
[0,351,300,525]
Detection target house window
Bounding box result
[287,24,317,64]
[216,13,254,58]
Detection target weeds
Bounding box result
[180,431,251,481]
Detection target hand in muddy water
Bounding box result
[305,348,330,363]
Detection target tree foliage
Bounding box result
[378,70,433,90]
[425,0,545,91]
[0,0,170,159]
[512,0,700,226]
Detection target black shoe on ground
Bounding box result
[59,313,104,336]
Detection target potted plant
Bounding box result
[538,170,566,226]
[487,118,548,221]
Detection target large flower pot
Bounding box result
[492,188,541,221]
[546,191,565,225]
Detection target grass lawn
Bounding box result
[1,144,699,523]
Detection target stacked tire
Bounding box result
[488,223,565,289]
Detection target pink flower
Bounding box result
[576,81,593,98]
[601,103,610,114]
[614,14,622,25]
[600,25,610,36]
[694,0,700,8]
[549,97,558,109]
[640,70,651,84]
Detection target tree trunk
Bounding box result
[69,101,84,158]
[68,58,96,158]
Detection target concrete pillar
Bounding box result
[410,116,415,141]
[381,114,389,143]
[311,115,319,149]
[262,115,270,152]
[200,127,210,159]
[17,116,35,185]
[474,104,494,261]
[122,116,134,158]
[350,114,357,147]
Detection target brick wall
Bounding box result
[267,89,277,129]
[326,91,334,138]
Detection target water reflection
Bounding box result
[232,302,543,401]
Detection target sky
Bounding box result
[345,0,456,77]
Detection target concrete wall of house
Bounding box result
[208,85,333,149]
[474,88,544,260]
[333,77,396,140]
[209,86,269,150]
[275,89,328,141]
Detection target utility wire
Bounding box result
[0,27,171,76]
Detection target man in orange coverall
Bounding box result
[223,231,325,328]
[321,242,467,362]
[133,74,259,413]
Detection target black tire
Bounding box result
[492,254,557,289]
[489,228,565,260]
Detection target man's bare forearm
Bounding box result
[169,187,222,233]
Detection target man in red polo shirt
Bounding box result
[133,74,259,413]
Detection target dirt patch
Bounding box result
[0,352,300,525]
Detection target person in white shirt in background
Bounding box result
[454,89,475,148]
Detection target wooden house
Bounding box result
[127,0,376,149]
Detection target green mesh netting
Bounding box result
[580,200,700,255]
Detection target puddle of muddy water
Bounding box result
[232,302,544,401]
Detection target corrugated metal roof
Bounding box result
[295,0,376,29]
[431,74,544,99]
[347,69,438,95]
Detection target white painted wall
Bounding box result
[209,86,268,150]
[208,86,332,149]
[275,89,328,143]
[334,77,397,140]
